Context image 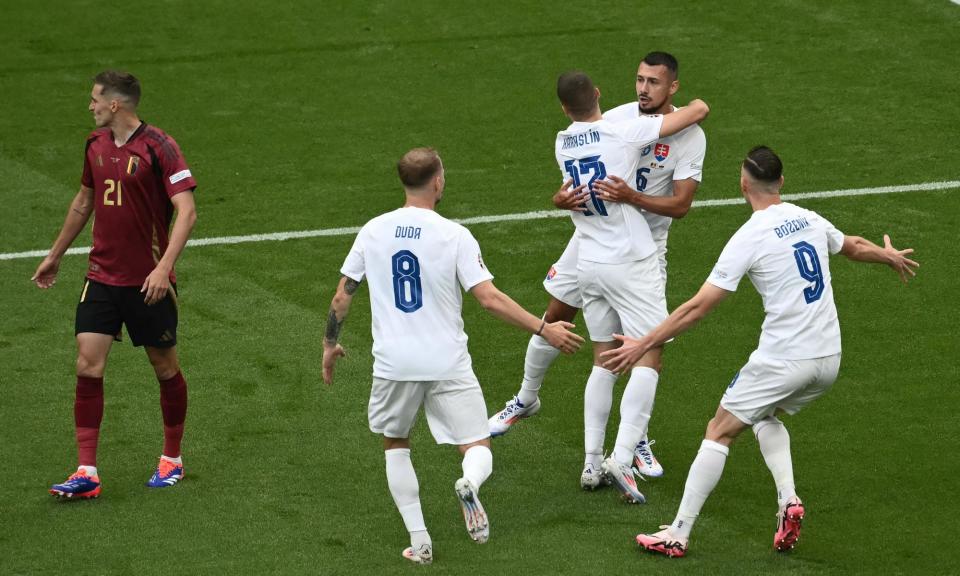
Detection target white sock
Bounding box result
[385,449,427,535]
[584,366,618,468]
[671,439,729,539]
[410,529,431,549]
[78,465,98,477]
[461,445,493,490]
[517,334,561,406]
[754,417,797,508]
[612,367,658,465]
[160,455,182,464]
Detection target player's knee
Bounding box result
[543,299,578,324]
[75,355,105,378]
[644,357,663,372]
[704,418,738,445]
[148,351,180,380]
[752,416,783,438]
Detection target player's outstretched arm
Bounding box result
[601,282,730,373]
[470,280,584,354]
[142,191,197,305]
[322,276,362,385]
[659,99,709,138]
[839,234,919,283]
[32,185,95,289]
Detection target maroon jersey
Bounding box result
[81,123,196,286]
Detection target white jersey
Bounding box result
[602,103,707,241]
[707,202,845,360]
[555,115,664,264]
[341,206,494,380]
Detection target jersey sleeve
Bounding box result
[673,127,706,182]
[81,135,96,188]
[339,229,366,282]
[819,214,845,254]
[707,226,756,292]
[617,115,664,149]
[157,136,197,197]
[601,102,636,122]
[456,228,494,291]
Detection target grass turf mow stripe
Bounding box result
[2,179,956,261]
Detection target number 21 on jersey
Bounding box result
[103,179,122,206]
[392,250,423,313]
[564,156,608,216]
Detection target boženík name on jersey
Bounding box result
[773,217,811,239]
[561,130,601,150]
[395,226,422,239]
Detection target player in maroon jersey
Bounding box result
[32,70,197,498]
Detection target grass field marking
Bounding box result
[2,179,957,262]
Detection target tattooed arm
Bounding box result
[32,185,95,289]
[322,275,362,385]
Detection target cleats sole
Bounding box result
[455,478,489,544]
[775,507,805,551]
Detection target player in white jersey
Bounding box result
[321,148,583,565]
[489,53,706,481]
[601,146,918,557]
[547,70,707,503]
[491,56,706,479]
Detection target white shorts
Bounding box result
[543,233,583,308]
[368,374,490,445]
[651,233,668,290]
[543,233,669,310]
[721,351,842,425]
[577,255,668,342]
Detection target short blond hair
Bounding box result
[397,147,442,188]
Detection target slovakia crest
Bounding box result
[641,145,652,157]
[545,266,557,280]
[654,143,670,162]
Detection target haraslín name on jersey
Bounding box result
[561,130,601,150]
[554,115,664,265]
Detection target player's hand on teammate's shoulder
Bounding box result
[31,256,61,289]
[540,320,585,354]
[593,176,635,204]
[322,342,346,385]
[883,234,919,284]
[600,334,650,374]
[553,179,589,212]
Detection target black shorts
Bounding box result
[75,278,179,348]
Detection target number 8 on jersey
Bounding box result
[392,250,423,313]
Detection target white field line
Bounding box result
[3,180,957,262]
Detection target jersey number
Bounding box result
[635,167,651,191]
[564,156,608,216]
[103,179,122,206]
[792,241,824,303]
[392,250,422,313]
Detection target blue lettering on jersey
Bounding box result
[561,130,601,150]
[773,217,811,239]
[792,241,825,303]
[391,250,423,313]
[395,226,422,239]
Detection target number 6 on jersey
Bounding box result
[392,250,423,313]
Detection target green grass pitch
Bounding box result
[1,1,959,574]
